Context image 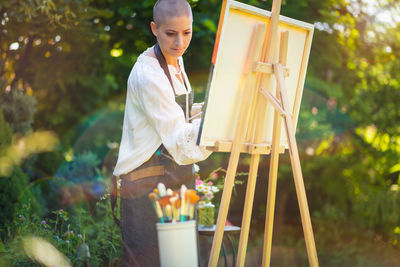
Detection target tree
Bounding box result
[0,0,116,138]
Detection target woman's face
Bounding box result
[151,16,193,65]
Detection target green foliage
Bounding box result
[0,195,122,266]
[75,195,123,266]
[0,91,36,134]
[56,152,103,184]
[0,167,43,236]
[0,109,12,151]
[32,150,64,178]
[288,0,400,255]
[1,0,118,141]
[62,102,124,165]
[307,220,400,267]
[0,130,59,177]
[47,151,106,210]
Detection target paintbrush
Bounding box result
[149,193,164,223]
[165,205,172,223]
[169,195,179,222]
[180,185,187,222]
[159,195,173,222]
[176,198,182,222]
[158,183,166,197]
[185,190,200,220]
[153,188,159,197]
[166,188,173,196]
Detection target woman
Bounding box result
[112,0,211,266]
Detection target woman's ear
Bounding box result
[150,21,158,37]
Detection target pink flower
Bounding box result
[195,179,204,186]
[196,175,201,180]
[225,219,233,226]
[210,172,218,180]
[207,181,213,186]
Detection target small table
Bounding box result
[198,225,241,267]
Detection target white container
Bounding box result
[156,220,199,267]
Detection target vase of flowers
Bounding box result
[197,201,215,228]
[194,165,245,228]
[195,165,220,228]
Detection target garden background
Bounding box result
[1,0,400,266]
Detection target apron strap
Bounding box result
[154,43,177,96]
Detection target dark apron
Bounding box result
[119,44,195,267]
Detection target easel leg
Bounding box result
[236,154,260,267]
[274,64,319,267]
[208,151,241,267]
[262,105,283,267]
[283,114,319,267]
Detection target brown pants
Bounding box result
[119,147,195,267]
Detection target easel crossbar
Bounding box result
[260,87,286,116]
[253,61,290,77]
[207,141,286,155]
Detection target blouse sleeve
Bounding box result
[132,65,211,165]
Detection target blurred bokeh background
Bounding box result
[1,0,400,266]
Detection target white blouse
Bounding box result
[113,47,212,176]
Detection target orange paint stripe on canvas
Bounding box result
[211,0,228,65]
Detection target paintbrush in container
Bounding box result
[148,192,164,223]
[180,185,187,222]
[157,183,166,197]
[165,205,172,223]
[166,188,173,196]
[185,190,200,220]
[176,198,181,221]
[169,195,179,222]
[159,195,172,222]
[153,188,159,197]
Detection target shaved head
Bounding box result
[153,0,192,26]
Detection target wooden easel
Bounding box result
[207,0,319,266]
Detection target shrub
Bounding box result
[0,167,43,237]
[0,194,122,266]
[72,194,123,266]
[0,90,36,134]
